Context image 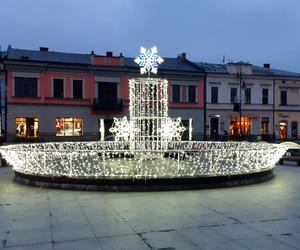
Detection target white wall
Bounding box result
[206,75,274,106]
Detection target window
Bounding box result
[172,85,197,103]
[262,88,269,104]
[291,121,298,139]
[261,117,269,135]
[181,86,188,102]
[280,91,287,105]
[188,86,196,103]
[230,88,237,104]
[245,88,251,104]
[98,82,117,100]
[73,80,83,99]
[56,118,83,136]
[172,85,180,102]
[53,79,64,98]
[16,117,39,138]
[211,87,218,104]
[14,77,38,97]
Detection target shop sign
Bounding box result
[278,113,289,119]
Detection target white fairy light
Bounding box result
[0,142,288,179]
[99,119,105,141]
[189,118,193,141]
[109,117,134,141]
[0,46,288,181]
[134,46,164,75]
[160,117,186,141]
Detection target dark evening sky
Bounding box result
[1,0,299,72]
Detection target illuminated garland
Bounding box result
[0,47,288,180]
[0,141,287,178]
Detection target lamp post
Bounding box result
[237,64,246,140]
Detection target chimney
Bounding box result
[263,63,270,69]
[90,50,95,65]
[106,51,113,57]
[180,52,187,61]
[39,47,48,52]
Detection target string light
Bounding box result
[0,46,288,180]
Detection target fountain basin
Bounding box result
[0,141,287,191]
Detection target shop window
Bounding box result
[14,77,38,97]
[279,121,287,139]
[181,120,190,140]
[53,79,64,98]
[262,88,268,104]
[291,121,298,140]
[230,116,251,137]
[73,80,83,99]
[211,87,218,104]
[56,118,83,136]
[261,117,269,135]
[16,117,39,138]
[280,91,287,105]
[210,117,219,138]
[104,119,114,137]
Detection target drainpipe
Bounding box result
[272,78,275,141]
[203,72,207,141]
[0,64,7,143]
[4,66,7,143]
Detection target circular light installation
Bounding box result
[0,141,287,179]
[0,47,287,187]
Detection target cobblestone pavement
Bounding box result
[0,165,300,250]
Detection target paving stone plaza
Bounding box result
[0,165,300,250]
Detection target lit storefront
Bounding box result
[56,118,83,136]
[275,112,299,140]
[230,116,251,137]
[279,121,287,139]
[206,110,273,140]
[15,117,39,138]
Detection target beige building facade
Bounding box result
[201,62,275,140]
[274,79,300,140]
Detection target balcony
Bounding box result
[93,98,123,110]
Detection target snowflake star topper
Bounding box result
[109,117,134,141]
[160,117,186,141]
[134,46,164,76]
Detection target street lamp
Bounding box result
[237,65,246,139]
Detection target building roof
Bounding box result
[124,57,203,73]
[4,47,300,78]
[196,62,227,73]
[6,47,91,65]
[5,47,203,73]
[253,66,300,78]
[196,62,300,78]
